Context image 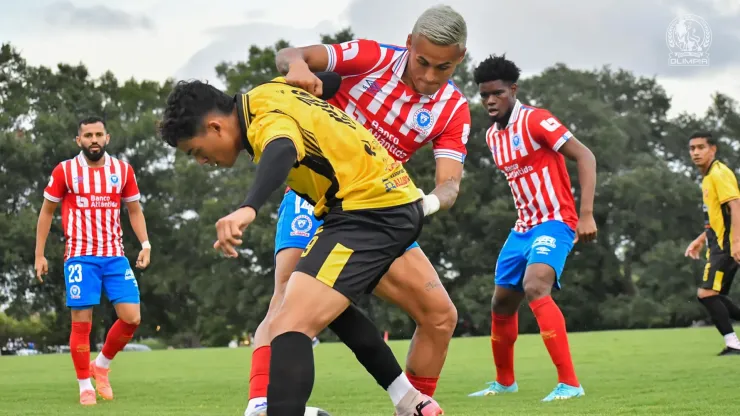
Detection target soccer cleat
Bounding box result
[542,383,585,402]
[90,360,113,400]
[79,389,97,406]
[718,346,740,356]
[468,381,519,396]
[396,391,443,416]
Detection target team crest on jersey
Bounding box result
[109,174,120,186]
[512,134,522,149]
[413,108,434,133]
[290,214,313,237]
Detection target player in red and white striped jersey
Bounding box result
[34,117,152,406]
[468,55,597,402]
[243,5,469,416]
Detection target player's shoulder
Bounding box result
[709,160,737,179]
[377,42,407,53]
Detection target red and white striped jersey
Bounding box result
[323,39,471,163]
[43,153,141,260]
[485,100,578,233]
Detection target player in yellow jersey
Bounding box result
[685,131,740,355]
[158,75,445,416]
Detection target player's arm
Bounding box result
[122,165,152,269]
[713,168,740,260]
[425,103,471,215]
[36,164,66,282]
[276,39,383,96]
[531,110,597,241]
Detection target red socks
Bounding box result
[70,322,92,379]
[101,319,139,360]
[406,372,439,397]
[530,296,579,387]
[491,312,518,386]
[249,346,271,399]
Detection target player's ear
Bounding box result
[510,83,518,96]
[406,34,412,50]
[457,47,467,63]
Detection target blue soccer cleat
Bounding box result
[541,383,585,402]
[468,381,519,397]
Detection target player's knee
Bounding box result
[419,301,457,339]
[697,288,718,298]
[523,280,550,301]
[121,314,141,326]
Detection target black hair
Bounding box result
[159,80,235,147]
[78,116,106,132]
[473,53,521,86]
[689,131,715,146]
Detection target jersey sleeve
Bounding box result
[712,166,740,204]
[323,39,385,76]
[432,100,471,163]
[43,163,67,203]
[122,164,141,203]
[526,108,573,152]
[249,112,306,163]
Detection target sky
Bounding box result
[1,0,738,118]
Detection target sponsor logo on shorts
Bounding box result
[533,235,556,255]
[70,284,81,299]
[290,214,313,237]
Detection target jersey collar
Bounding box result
[235,93,255,160]
[493,99,523,131]
[77,152,111,167]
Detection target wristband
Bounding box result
[422,193,441,217]
[141,241,151,250]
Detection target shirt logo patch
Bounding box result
[413,108,434,133]
[110,174,120,186]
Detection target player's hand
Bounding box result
[285,63,323,97]
[732,240,740,263]
[34,255,48,283]
[574,213,597,244]
[136,248,150,269]
[684,239,704,260]
[213,207,256,258]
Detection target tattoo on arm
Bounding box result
[431,178,461,210]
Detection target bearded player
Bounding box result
[35,116,151,406]
[468,55,597,402]
[244,5,471,415]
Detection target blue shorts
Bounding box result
[63,256,140,310]
[494,220,575,291]
[274,190,420,256]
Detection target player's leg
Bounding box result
[91,257,142,400]
[245,191,322,416]
[267,203,442,416]
[64,257,103,405]
[697,254,740,354]
[371,244,457,397]
[520,221,583,401]
[719,266,740,321]
[468,231,526,397]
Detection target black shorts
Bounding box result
[701,247,738,295]
[294,201,423,303]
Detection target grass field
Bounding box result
[2,327,740,415]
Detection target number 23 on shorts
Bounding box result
[301,226,323,257]
[67,263,83,283]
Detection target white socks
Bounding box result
[95,353,112,369]
[78,378,94,393]
[724,332,740,349]
[387,373,415,406]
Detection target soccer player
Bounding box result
[159,75,445,415]
[245,6,471,414]
[34,116,151,405]
[684,131,740,355]
[468,55,597,401]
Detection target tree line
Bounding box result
[2,28,739,349]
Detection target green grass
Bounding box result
[2,327,740,415]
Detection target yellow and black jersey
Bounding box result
[235,77,420,219]
[702,159,740,252]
